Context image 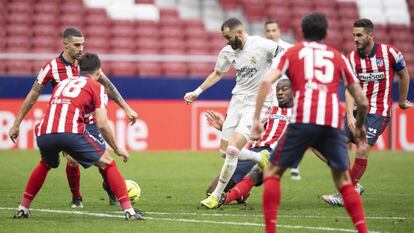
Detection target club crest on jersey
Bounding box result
[376,57,384,68]
[250,56,257,64]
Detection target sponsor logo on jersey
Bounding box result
[358,72,385,82]
[236,66,258,79]
[270,114,290,121]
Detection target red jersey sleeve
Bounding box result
[340,54,358,86]
[275,51,290,74]
[89,80,108,109]
[387,45,406,72]
[36,63,54,86]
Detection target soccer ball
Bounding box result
[125,179,141,204]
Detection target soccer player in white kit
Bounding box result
[184,18,283,208]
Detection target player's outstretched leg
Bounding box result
[238,148,269,169]
[201,146,239,209]
[99,157,143,221]
[65,154,83,208]
[14,160,51,219]
[225,176,255,205]
[99,167,120,206]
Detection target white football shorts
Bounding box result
[221,94,272,142]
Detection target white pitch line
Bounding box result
[140,211,407,221]
[0,207,383,233]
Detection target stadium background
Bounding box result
[1,0,414,151]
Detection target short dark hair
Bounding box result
[265,20,278,27]
[301,12,328,41]
[79,53,101,74]
[353,18,374,33]
[63,27,83,40]
[221,18,242,31]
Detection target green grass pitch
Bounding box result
[0,150,413,233]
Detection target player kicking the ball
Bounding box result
[184,18,284,209]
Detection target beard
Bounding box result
[230,36,243,50]
[356,40,370,50]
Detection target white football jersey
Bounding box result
[215,35,283,96]
[271,38,293,68]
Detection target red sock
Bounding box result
[102,160,131,210]
[66,163,81,199]
[98,167,110,190]
[262,176,281,233]
[340,184,368,233]
[226,176,255,204]
[350,158,367,186]
[21,160,51,208]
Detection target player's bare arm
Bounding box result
[205,110,224,131]
[396,67,412,109]
[98,71,138,124]
[184,70,224,104]
[95,108,129,162]
[8,82,45,142]
[345,90,357,134]
[252,68,281,140]
[346,82,368,148]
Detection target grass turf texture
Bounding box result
[0,150,413,233]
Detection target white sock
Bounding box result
[238,148,262,163]
[211,146,239,199]
[291,168,300,173]
[18,205,29,212]
[124,208,136,215]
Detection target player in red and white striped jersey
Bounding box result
[34,77,106,136]
[264,20,302,180]
[8,28,138,208]
[251,106,291,149]
[253,13,369,233]
[14,53,143,220]
[322,18,412,207]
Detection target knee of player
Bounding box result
[219,149,226,158]
[66,160,79,167]
[226,146,240,157]
[96,153,114,169]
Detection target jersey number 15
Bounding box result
[299,47,334,83]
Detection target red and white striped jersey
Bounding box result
[251,106,292,149]
[274,41,358,129]
[348,43,406,117]
[36,53,80,87]
[35,77,108,136]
